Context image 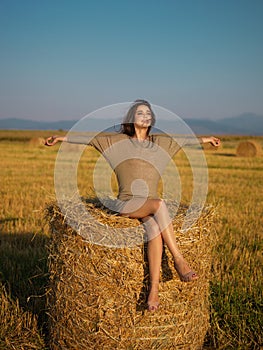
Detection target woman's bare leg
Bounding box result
[122,199,198,279]
[141,216,163,311]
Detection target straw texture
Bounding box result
[0,284,45,349]
[46,198,216,350]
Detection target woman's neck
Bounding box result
[134,127,148,141]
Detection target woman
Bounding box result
[45,99,220,312]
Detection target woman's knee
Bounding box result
[151,199,164,213]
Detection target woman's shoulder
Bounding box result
[150,133,182,154]
[151,133,186,145]
[95,132,128,141]
[89,132,128,153]
[151,133,175,143]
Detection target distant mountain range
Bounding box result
[0,112,262,135]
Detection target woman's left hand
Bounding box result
[209,136,221,147]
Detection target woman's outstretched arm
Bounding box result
[45,132,118,158]
[181,135,221,148]
[45,133,101,147]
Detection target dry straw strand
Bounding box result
[0,284,45,350]
[236,140,262,157]
[46,198,217,350]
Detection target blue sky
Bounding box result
[0,0,263,121]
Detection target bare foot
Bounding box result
[173,257,198,282]
[147,284,160,312]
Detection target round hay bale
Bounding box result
[236,140,262,157]
[46,199,217,350]
[29,137,45,147]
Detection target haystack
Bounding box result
[46,198,216,350]
[29,137,45,147]
[202,143,219,151]
[236,140,262,157]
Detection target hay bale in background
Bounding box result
[46,199,216,350]
[29,137,45,147]
[202,143,219,151]
[236,140,262,157]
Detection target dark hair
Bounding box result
[121,99,156,136]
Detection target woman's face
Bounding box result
[134,105,152,128]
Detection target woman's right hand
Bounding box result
[44,135,65,146]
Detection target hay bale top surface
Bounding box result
[236,140,262,157]
[47,197,214,248]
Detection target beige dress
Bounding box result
[68,132,201,213]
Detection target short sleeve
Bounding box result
[153,134,203,158]
[88,135,113,154]
[67,132,126,154]
[153,135,182,157]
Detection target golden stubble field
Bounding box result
[0,130,262,349]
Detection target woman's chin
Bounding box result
[142,122,151,128]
